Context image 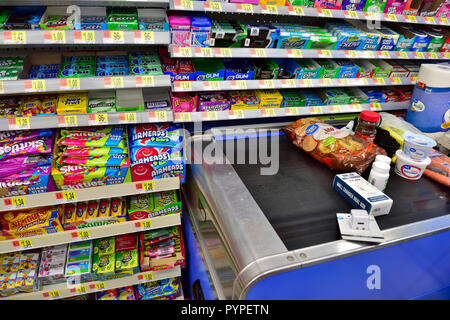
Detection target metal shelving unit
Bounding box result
[1,266,181,300]
[0,0,170,7]
[172,101,409,123]
[170,0,450,27]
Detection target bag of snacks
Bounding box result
[283,117,387,174]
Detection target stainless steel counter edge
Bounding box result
[237,215,449,299]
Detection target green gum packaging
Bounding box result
[280,90,306,108]
[115,249,139,273]
[316,60,340,78]
[93,237,115,256]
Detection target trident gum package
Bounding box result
[283,117,387,173]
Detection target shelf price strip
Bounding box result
[43,290,61,300]
[57,115,78,127]
[228,110,245,119]
[12,238,33,250]
[59,78,80,90]
[8,117,30,130]
[148,110,168,122]
[288,6,304,15]
[74,30,95,44]
[55,190,77,204]
[3,31,26,44]
[71,230,91,242]
[135,219,153,231]
[3,197,27,210]
[174,0,194,10]
[118,112,137,124]
[136,181,155,194]
[104,77,124,88]
[88,113,109,126]
[134,31,155,44]
[24,80,46,92]
[103,30,124,44]
[43,30,66,44]
[137,272,154,283]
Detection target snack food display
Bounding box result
[283,117,387,173]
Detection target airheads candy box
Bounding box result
[130,146,183,163]
[131,159,185,183]
[129,123,183,148]
[128,190,181,220]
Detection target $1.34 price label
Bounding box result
[12,238,33,250]
[4,197,27,210]
[55,190,77,203]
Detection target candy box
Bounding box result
[68,248,91,263]
[280,90,307,107]
[300,89,325,106]
[388,61,410,77]
[88,90,116,113]
[192,58,226,81]
[343,87,370,104]
[190,15,211,48]
[0,272,18,296]
[381,88,405,102]
[314,0,343,9]
[1,256,20,273]
[242,23,280,48]
[402,0,424,15]
[361,87,387,102]
[287,0,316,5]
[347,20,381,51]
[0,164,52,197]
[93,237,115,256]
[401,62,420,77]
[376,27,399,51]
[136,278,180,300]
[75,6,107,30]
[230,90,260,110]
[256,89,283,108]
[341,0,367,10]
[107,7,138,30]
[131,159,185,183]
[273,59,302,79]
[295,59,322,79]
[56,93,88,114]
[423,27,446,52]
[260,0,286,4]
[274,28,311,49]
[209,20,247,48]
[92,253,115,276]
[129,123,183,149]
[252,59,279,79]
[19,253,39,270]
[369,59,393,78]
[334,60,360,78]
[16,268,37,292]
[384,0,407,13]
[117,286,136,300]
[319,88,351,105]
[435,0,450,18]
[97,289,118,300]
[115,249,139,273]
[4,6,46,30]
[316,59,340,78]
[116,88,145,112]
[198,92,231,111]
[169,15,190,47]
[138,8,169,31]
[363,0,388,12]
[169,91,198,113]
[39,6,76,30]
[222,58,255,80]
[352,59,376,78]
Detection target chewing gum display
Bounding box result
[57,154,128,167]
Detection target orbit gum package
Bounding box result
[51,126,131,191]
[128,123,185,183]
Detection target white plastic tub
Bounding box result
[402,131,436,160]
[395,149,431,180]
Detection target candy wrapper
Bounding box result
[0,138,53,162]
[283,117,387,174]
[57,135,126,149]
[56,154,128,167]
[129,123,183,148]
[130,146,183,163]
[0,154,52,178]
[0,129,53,145]
[60,126,125,139]
[60,146,126,157]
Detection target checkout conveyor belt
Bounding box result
[184,127,450,300]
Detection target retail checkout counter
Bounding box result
[182,122,450,300]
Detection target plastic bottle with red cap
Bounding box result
[355,111,381,143]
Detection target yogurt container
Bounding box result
[402,131,436,160]
[395,149,431,180]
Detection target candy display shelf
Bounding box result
[0,75,170,95]
[0,177,180,212]
[169,46,450,60]
[0,0,170,7]
[0,266,181,300]
[0,30,170,46]
[0,110,172,131]
[172,101,409,123]
[0,214,181,254]
[172,76,417,92]
[170,0,450,27]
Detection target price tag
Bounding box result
[370,103,382,111]
[439,18,449,24]
[44,30,66,43]
[237,3,253,13]
[373,77,386,85]
[320,78,333,86]
[3,31,26,44]
[262,5,278,14]
[286,107,299,115]
[207,111,219,120]
[176,112,191,121]
[310,106,323,114]
[59,78,80,90]
[282,79,296,88]
[0,80,3,93]
[442,53,450,59]
[174,46,192,57]
[231,80,247,90]
[177,81,192,91]
[71,230,91,241]
[385,13,397,21]
[318,50,332,58]
[103,30,124,44]
[199,47,213,57]
[55,190,77,203]
[75,285,88,294]
[410,76,417,83]
[351,104,363,111]
[134,30,154,44]
[8,117,30,130]
[262,109,276,117]
[345,50,359,58]
[344,10,358,19]
[338,78,350,85]
[287,49,302,58]
[390,77,402,84]
[230,109,245,118]
[251,49,266,57]
[378,51,391,58]
[136,181,155,193]
[359,78,369,85]
[288,6,304,15]
[423,17,436,24]
[152,110,167,121]
[361,51,375,58]
[136,75,155,87]
[12,238,33,250]
[330,105,342,113]
[217,48,232,57]
[317,8,333,17]
[427,52,438,59]
[397,51,409,58]
[135,219,153,231]
[204,81,221,90]
[137,272,154,283]
[262,79,274,88]
[88,113,109,125]
[74,30,96,43]
[104,77,124,88]
[364,11,378,19]
[205,1,222,11]
[178,0,194,9]
[414,52,425,59]
[93,282,106,291]
[118,112,137,123]
[57,115,78,127]
[302,79,313,87]
[44,290,61,299]
[406,15,417,22]
[24,80,46,92]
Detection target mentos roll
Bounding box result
[406,64,450,133]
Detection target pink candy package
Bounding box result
[169,91,198,113]
[169,15,190,47]
[0,129,53,145]
[314,0,343,9]
[0,154,52,178]
[384,0,407,14]
[435,0,450,18]
[0,138,53,161]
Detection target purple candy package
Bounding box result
[0,154,52,178]
[0,129,53,145]
[341,0,367,11]
[197,92,231,112]
[0,165,51,196]
[0,138,53,161]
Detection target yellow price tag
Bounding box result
[415,52,425,59]
[179,112,191,121]
[366,11,378,19]
[206,81,220,90]
[319,9,332,16]
[62,190,77,201]
[440,18,449,24]
[110,30,124,42]
[141,220,153,229]
[263,79,274,88]
[29,80,46,91]
[288,49,302,57]
[154,110,167,120]
[219,48,232,57]
[331,105,342,113]
[105,76,124,88]
[76,285,88,294]
[76,230,91,240]
[179,81,192,90]
[291,6,304,15]
[64,78,80,89]
[253,49,266,57]
[94,113,109,124]
[346,11,358,18]
[138,76,154,86]
[321,78,333,86]
[232,110,245,118]
[424,17,435,23]
[443,53,450,59]
[391,77,402,84]
[208,2,222,11]
[0,80,3,93]
[234,80,247,89]
[288,107,299,115]
[312,106,323,114]
[263,109,276,117]
[200,47,213,56]
[406,15,417,22]
[379,51,390,58]
[303,79,313,87]
[338,79,349,85]
[4,197,26,209]
[94,282,106,291]
[178,47,192,57]
[141,181,155,191]
[240,3,254,12]
[15,117,30,129]
[352,104,362,111]
[181,0,194,9]
[319,50,332,57]
[363,51,376,58]
[141,272,154,281]
[427,52,438,59]
[123,112,137,123]
[386,13,397,21]
[284,79,296,87]
[397,51,409,58]
[345,50,358,58]
[18,238,32,249]
[265,5,278,14]
[359,78,369,85]
[51,30,66,42]
[371,103,382,110]
[10,31,26,43]
[140,31,154,42]
[81,30,95,42]
[206,111,218,120]
[46,290,61,299]
[374,77,386,84]
[60,115,78,126]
